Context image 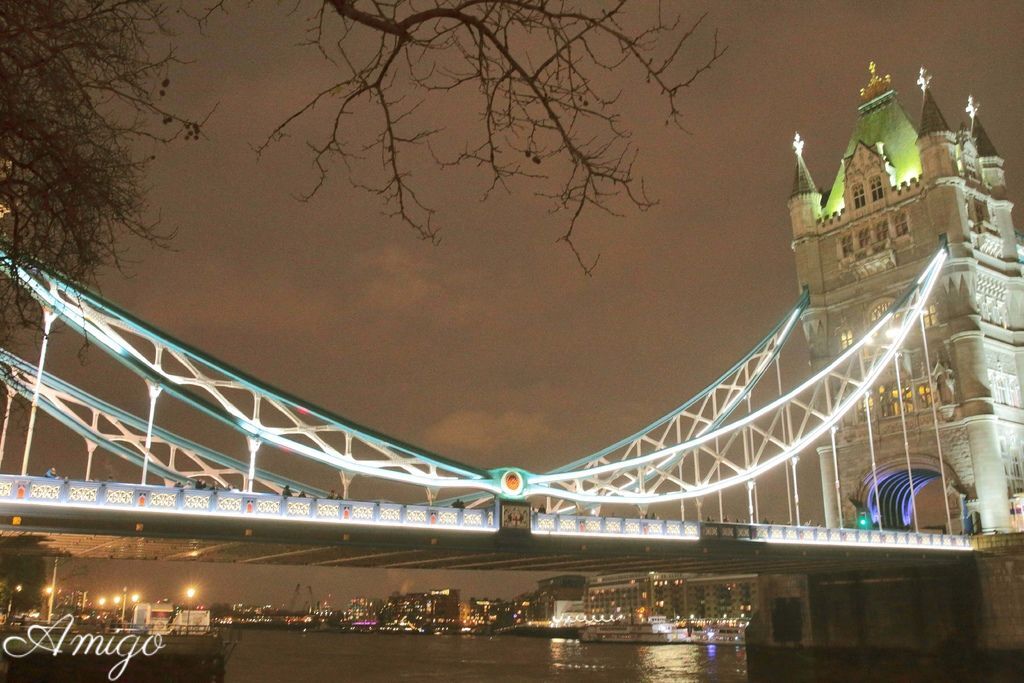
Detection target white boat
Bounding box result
[580,616,692,644]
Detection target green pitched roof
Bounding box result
[822,91,923,216]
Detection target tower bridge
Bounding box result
[1,63,1023,668]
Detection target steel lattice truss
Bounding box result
[542,295,805,512]
[0,247,945,506]
[0,348,318,495]
[527,250,947,504]
[3,254,494,496]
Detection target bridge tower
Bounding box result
[789,63,1022,533]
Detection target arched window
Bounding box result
[923,303,938,327]
[840,234,854,257]
[869,300,891,322]
[874,221,888,242]
[894,211,909,236]
[917,384,932,408]
[852,183,866,209]
[858,228,871,249]
[870,176,884,202]
[839,329,854,350]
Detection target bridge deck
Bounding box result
[0,474,971,574]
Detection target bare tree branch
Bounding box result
[265,0,726,273]
[0,0,205,344]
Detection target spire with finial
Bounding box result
[790,132,817,197]
[917,66,950,135]
[966,95,979,134]
[917,67,931,96]
[859,61,892,101]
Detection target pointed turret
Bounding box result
[918,88,950,135]
[914,67,957,180]
[788,133,821,239]
[791,153,817,197]
[973,116,999,157]
[972,115,1006,193]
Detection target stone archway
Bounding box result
[855,456,963,532]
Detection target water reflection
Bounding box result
[546,638,747,682]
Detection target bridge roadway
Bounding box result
[0,475,972,574]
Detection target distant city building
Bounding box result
[462,597,517,630]
[585,573,758,622]
[526,575,585,623]
[346,597,382,624]
[684,575,757,620]
[585,572,687,621]
[378,588,460,631]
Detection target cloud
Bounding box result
[423,409,556,458]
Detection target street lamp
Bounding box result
[185,587,196,610]
[98,597,107,608]
[6,584,22,622]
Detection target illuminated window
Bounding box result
[874,221,888,242]
[923,303,938,327]
[870,176,884,202]
[852,183,866,209]
[917,384,932,408]
[839,329,854,350]
[858,228,871,249]
[894,211,909,236]
[869,301,891,322]
[841,234,854,257]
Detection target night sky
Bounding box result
[8,2,1024,607]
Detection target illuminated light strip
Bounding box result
[551,295,807,473]
[3,259,490,485]
[0,349,319,495]
[751,535,971,552]
[7,280,489,490]
[0,490,499,533]
[532,529,700,541]
[527,251,947,500]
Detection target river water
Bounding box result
[224,631,747,682]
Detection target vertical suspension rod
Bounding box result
[893,351,919,532]
[919,315,953,534]
[22,311,55,476]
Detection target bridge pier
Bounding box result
[747,535,1024,681]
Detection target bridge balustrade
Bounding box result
[0,474,972,550]
[0,474,498,533]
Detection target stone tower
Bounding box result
[790,64,1021,533]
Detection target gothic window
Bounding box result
[858,228,871,249]
[852,184,866,209]
[840,235,854,257]
[870,176,884,202]
[917,383,932,408]
[1005,446,1024,496]
[839,329,853,350]
[923,303,939,328]
[894,211,909,236]
[973,198,989,223]
[874,221,888,242]
[988,368,1022,409]
[869,300,891,322]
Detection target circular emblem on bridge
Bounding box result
[499,469,525,497]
